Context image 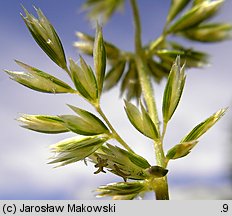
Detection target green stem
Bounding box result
[136,57,160,130]
[130,0,169,200]
[152,139,169,200]
[130,0,160,132]
[95,105,134,153]
[150,177,169,200]
[148,35,165,56]
[130,0,142,53]
[162,122,168,141]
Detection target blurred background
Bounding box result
[0,0,231,199]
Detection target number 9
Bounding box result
[222,204,228,212]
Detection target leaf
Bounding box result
[126,150,150,169]
[75,31,120,59]
[69,58,91,99]
[167,0,191,23]
[96,181,146,200]
[147,59,169,82]
[124,101,159,140]
[80,56,98,99]
[75,31,94,42]
[59,115,93,136]
[168,0,224,33]
[89,143,150,180]
[93,24,106,97]
[182,23,232,42]
[157,49,185,57]
[124,101,144,135]
[162,56,186,123]
[59,113,109,136]
[103,42,120,59]
[193,0,205,6]
[166,140,198,160]
[18,114,69,134]
[49,135,108,166]
[21,6,67,69]
[5,61,75,94]
[69,57,98,101]
[82,0,124,24]
[120,60,141,101]
[67,104,108,132]
[181,108,227,142]
[73,41,93,55]
[140,103,159,140]
[184,50,209,68]
[169,42,209,67]
[104,60,126,90]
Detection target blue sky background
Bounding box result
[0,0,232,199]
